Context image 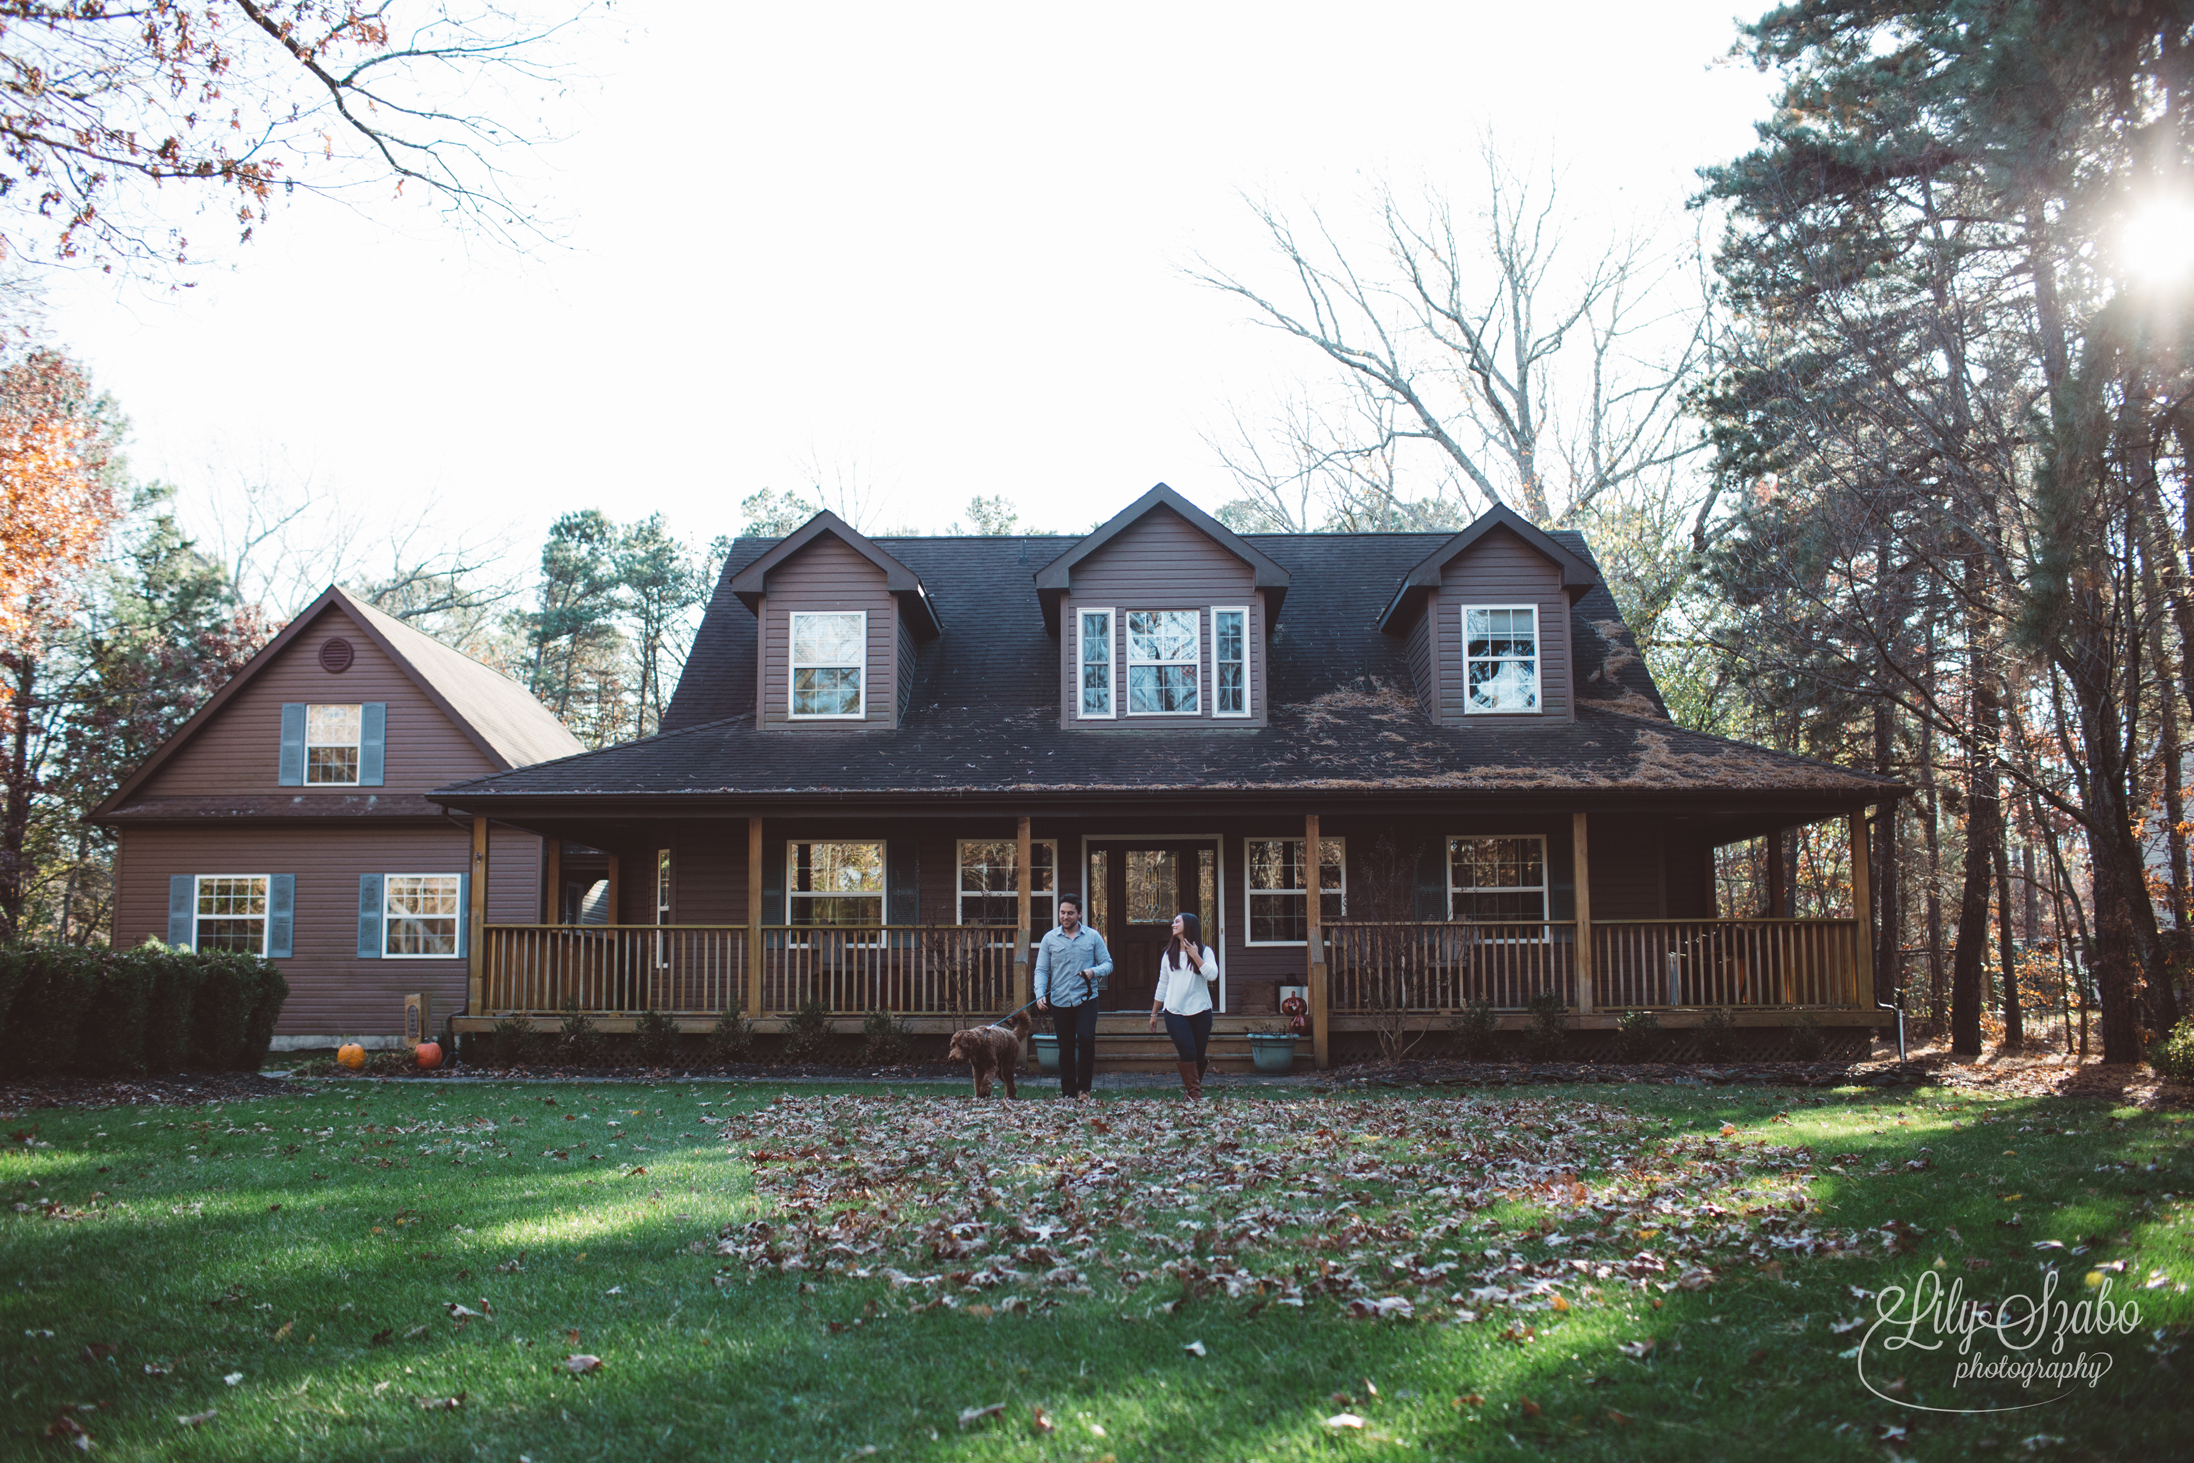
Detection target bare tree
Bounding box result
[1192,141,1711,537]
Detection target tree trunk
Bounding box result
[0,652,32,938]
[1995,826,2021,1047]
[1950,565,2001,1057]
[1921,712,1946,1030]
[1874,699,1900,1004]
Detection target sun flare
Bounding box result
[2118,198,2194,284]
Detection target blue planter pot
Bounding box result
[1031,1033,1059,1073]
[1249,1035,1298,1073]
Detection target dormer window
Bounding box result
[1077,608,1114,719]
[790,612,866,718]
[1463,606,1540,714]
[307,704,363,783]
[1213,607,1249,717]
[1127,610,1200,715]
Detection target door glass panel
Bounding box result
[1087,849,1110,941]
[1198,848,1214,932]
[1126,849,1178,924]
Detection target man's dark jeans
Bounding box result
[1051,1000,1098,1098]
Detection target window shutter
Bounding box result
[168,875,195,950]
[357,874,384,958]
[1414,838,1447,921]
[887,839,919,947]
[456,871,471,957]
[267,874,295,958]
[761,840,785,924]
[358,703,387,785]
[278,704,306,785]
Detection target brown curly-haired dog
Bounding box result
[947,1010,1031,1098]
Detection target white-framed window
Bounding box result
[385,873,463,957]
[789,611,867,718]
[786,840,885,925]
[1213,606,1249,716]
[1126,609,1200,715]
[306,703,362,783]
[195,874,269,953]
[1077,607,1114,719]
[1245,838,1344,944]
[1462,605,1541,714]
[1447,836,1548,921]
[655,848,673,966]
[957,838,1057,930]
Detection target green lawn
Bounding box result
[2,1077,2188,1461]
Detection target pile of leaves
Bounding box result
[710,1094,1880,1324]
[0,1072,300,1113]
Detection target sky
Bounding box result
[39,0,1780,598]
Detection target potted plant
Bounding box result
[1247,1022,1298,1073]
[1030,1031,1060,1073]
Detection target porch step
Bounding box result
[1044,1034,1263,1075]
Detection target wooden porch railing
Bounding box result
[1327,922,1578,1012]
[479,924,1021,1016]
[1591,919,1863,1008]
[1325,918,1865,1013]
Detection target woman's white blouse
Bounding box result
[1155,946,1218,1016]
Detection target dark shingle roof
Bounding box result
[432,530,1894,805]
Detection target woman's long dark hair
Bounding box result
[1172,910,1202,958]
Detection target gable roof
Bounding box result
[1032,483,1292,629]
[94,584,583,818]
[727,510,943,639]
[442,526,1898,816]
[1376,501,1603,632]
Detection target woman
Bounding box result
[1148,911,1217,1100]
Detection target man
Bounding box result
[1034,894,1113,1100]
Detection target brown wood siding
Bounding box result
[116,823,479,1036]
[671,825,749,925]
[1437,527,1572,723]
[758,535,898,730]
[1060,508,1263,729]
[141,605,501,798]
[1584,815,1665,920]
[1661,832,1712,918]
[487,825,544,925]
[1402,592,1437,720]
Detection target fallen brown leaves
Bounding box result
[707,1094,1866,1322]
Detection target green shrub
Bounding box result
[188,953,258,1069]
[2155,1018,2194,1083]
[77,948,159,1075]
[141,944,206,1073]
[632,1009,680,1068]
[238,960,288,1070]
[782,998,835,1063]
[1450,1001,1499,1060]
[2,946,103,1076]
[705,1008,755,1064]
[1698,1007,1737,1060]
[1524,992,1569,1061]
[492,1013,540,1068]
[557,1005,606,1067]
[1614,1009,1662,1063]
[1789,1014,1827,1062]
[860,1009,910,1064]
[0,946,27,1044]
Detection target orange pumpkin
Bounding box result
[337,1043,366,1070]
[414,1041,443,1071]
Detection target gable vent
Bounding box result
[319,637,355,673]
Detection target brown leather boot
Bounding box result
[1177,1061,1203,1100]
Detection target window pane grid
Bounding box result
[1214,608,1246,715]
[196,875,267,953]
[1448,836,1548,921]
[1247,837,1343,943]
[957,839,1057,927]
[1464,606,1540,713]
[788,841,885,925]
[305,703,361,784]
[1126,610,1199,715]
[790,612,865,717]
[1079,610,1112,717]
[386,874,461,956]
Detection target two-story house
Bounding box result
[92,586,584,1048]
[430,485,1904,1066]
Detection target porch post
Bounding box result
[1849,808,1874,1007]
[1306,811,1330,1069]
[1014,816,1034,1011]
[1571,812,1594,1015]
[605,853,622,924]
[746,817,764,1018]
[467,817,489,1017]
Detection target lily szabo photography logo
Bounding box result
[1852,1268,2142,1413]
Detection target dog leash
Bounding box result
[985,998,1042,1030]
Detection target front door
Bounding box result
[1086,840,1217,1012]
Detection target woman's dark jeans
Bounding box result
[1164,1009,1213,1075]
[1052,1000,1099,1097]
